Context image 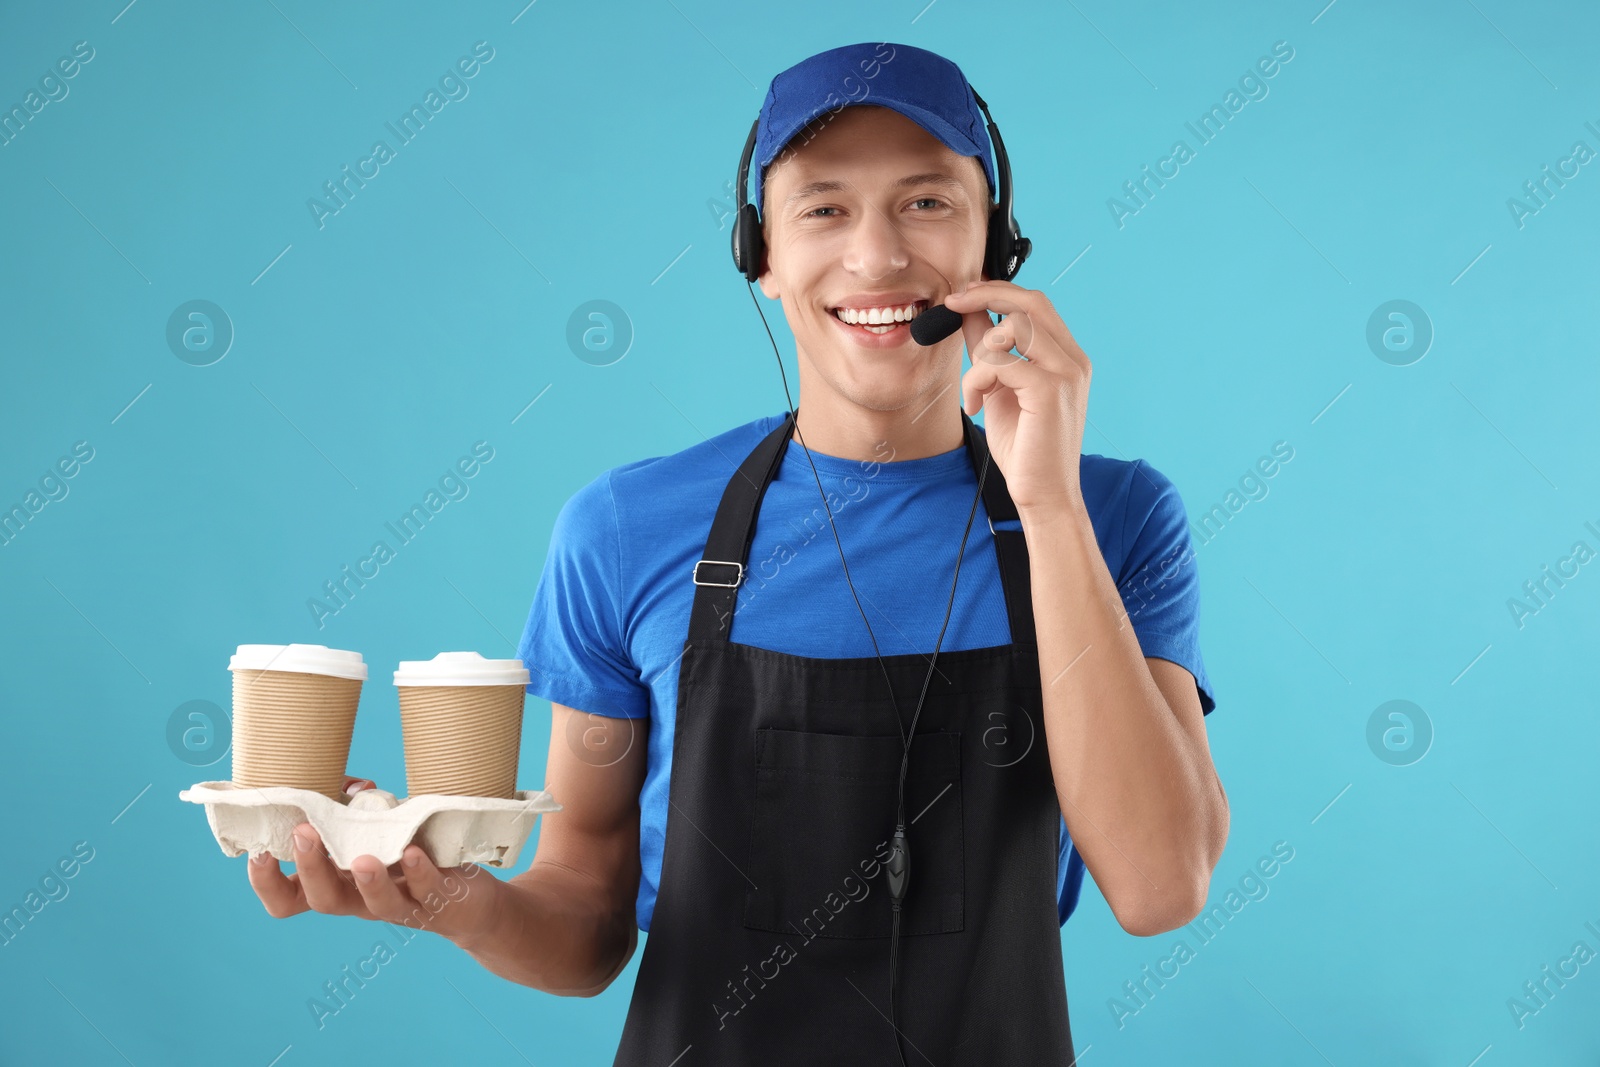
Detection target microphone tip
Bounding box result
[909,304,963,346]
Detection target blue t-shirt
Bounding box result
[516,410,1216,932]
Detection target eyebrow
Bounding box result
[784,171,966,207]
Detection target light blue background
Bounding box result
[2,1,1597,1064]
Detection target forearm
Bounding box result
[449,860,637,996]
[1021,501,1224,932]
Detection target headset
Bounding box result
[728,87,1029,1066]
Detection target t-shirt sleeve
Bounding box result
[1115,459,1216,715]
[516,472,650,719]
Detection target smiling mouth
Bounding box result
[830,300,929,334]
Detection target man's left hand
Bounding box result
[947,279,1091,515]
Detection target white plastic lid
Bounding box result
[228,643,368,681]
[393,651,530,687]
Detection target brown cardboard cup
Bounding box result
[228,644,367,802]
[394,652,531,799]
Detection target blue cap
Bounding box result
[753,42,995,216]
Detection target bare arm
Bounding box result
[449,704,647,996]
[1022,502,1228,937]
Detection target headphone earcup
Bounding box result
[733,203,764,283]
[984,203,1015,282]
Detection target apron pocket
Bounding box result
[743,727,964,939]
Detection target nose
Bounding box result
[842,202,912,280]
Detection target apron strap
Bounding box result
[687,411,797,644]
[687,409,1037,647]
[964,411,1037,648]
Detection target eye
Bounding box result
[910,197,945,210]
[804,206,839,218]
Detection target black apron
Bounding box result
[613,410,1076,1065]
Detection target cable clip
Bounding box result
[885,826,910,903]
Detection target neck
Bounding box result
[790,389,966,463]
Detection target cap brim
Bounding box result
[759,97,989,188]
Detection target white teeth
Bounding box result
[834,302,921,326]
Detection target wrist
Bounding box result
[1017,492,1089,532]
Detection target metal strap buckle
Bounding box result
[693,559,744,588]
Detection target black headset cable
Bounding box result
[745,279,991,1067]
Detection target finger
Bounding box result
[246,851,309,919]
[946,283,1087,375]
[944,280,1043,320]
[373,846,475,936]
[974,314,1039,366]
[402,846,487,925]
[342,775,377,794]
[962,354,1045,416]
[349,850,429,926]
[292,822,359,915]
[959,307,999,372]
[961,359,994,417]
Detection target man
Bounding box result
[251,42,1225,1065]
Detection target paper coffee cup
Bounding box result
[394,652,530,799]
[229,644,367,801]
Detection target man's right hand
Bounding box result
[246,775,502,948]
[245,704,647,996]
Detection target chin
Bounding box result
[840,375,945,415]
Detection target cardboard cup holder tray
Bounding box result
[179,781,562,870]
